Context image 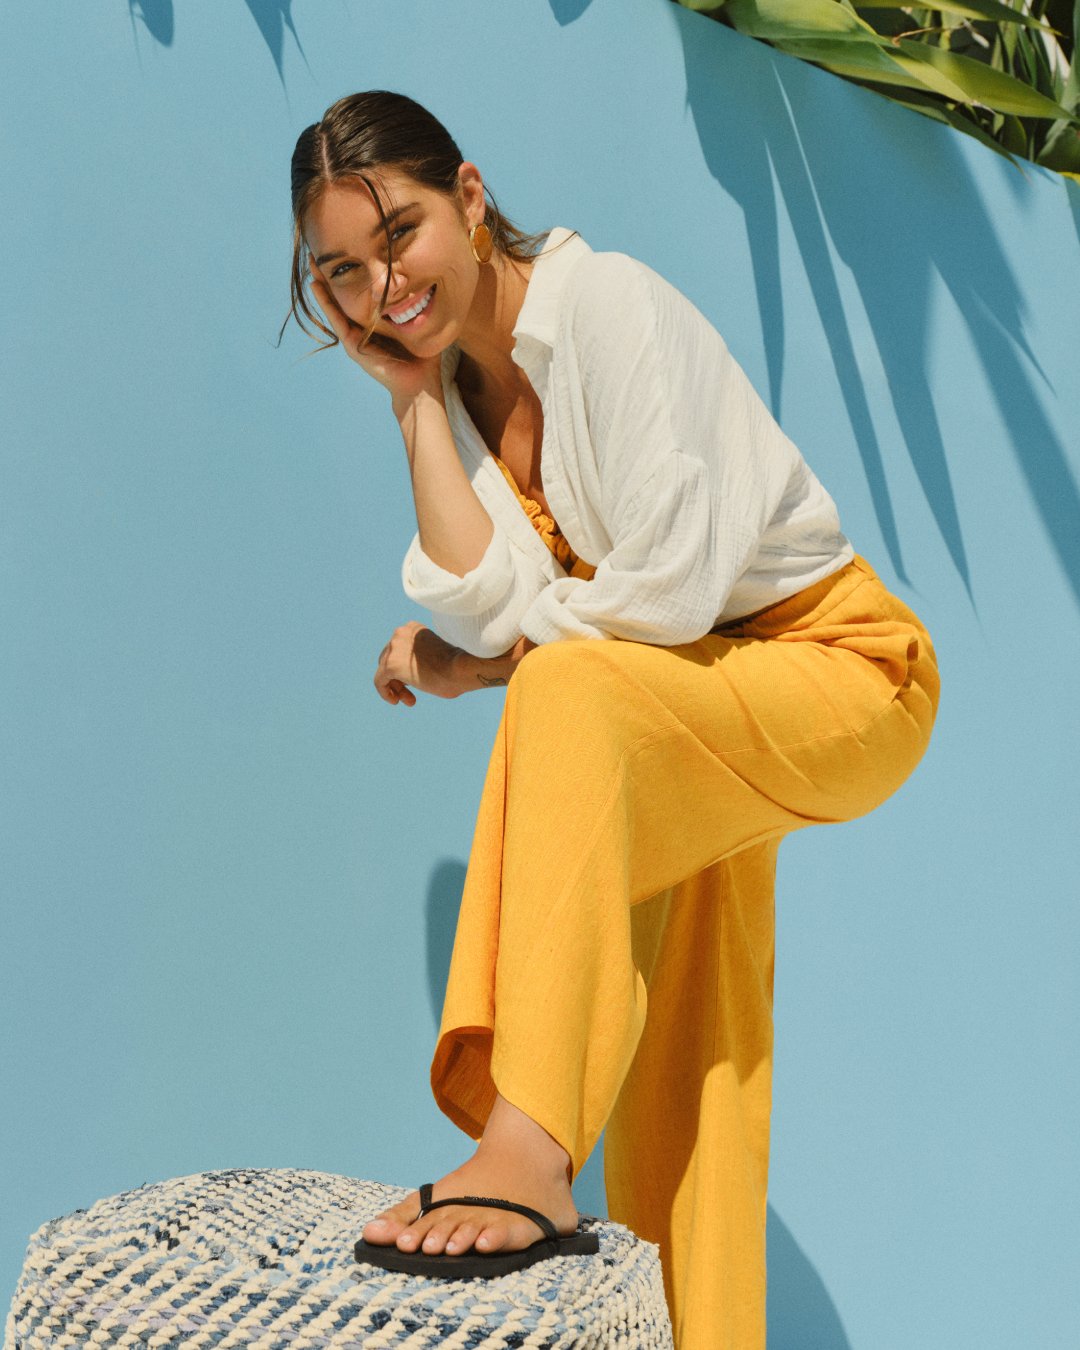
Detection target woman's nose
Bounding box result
[370,258,407,307]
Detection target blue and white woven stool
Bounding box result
[4,1167,674,1348]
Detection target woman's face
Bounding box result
[303,164,486,360]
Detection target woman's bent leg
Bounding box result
[429,556,938,1342]
[605,842,780,1350]
[431,560,935,1170]
[430,633,796,1182]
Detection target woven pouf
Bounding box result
[4,1167,674,1349]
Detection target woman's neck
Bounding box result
[454,251,535,403]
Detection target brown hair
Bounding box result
[279,90,573,357]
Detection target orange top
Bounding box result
[488,453,598,581]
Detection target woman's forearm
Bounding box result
[396,388,495,578]
[453,634,539,692]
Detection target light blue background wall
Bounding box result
[2,2,1078,1346]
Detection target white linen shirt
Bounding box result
[400,228,854,657]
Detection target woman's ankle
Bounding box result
[478,1093,573,1184]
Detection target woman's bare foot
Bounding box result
[361,1092,578,1257]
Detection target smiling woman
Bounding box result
[278,89,941,1350]
[281,91,557,363]
[304,170,478,361]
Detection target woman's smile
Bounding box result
[385,284,436,329]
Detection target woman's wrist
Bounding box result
[452,635,538,693]
[392,380,446,429]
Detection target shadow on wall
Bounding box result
[425,858,464,1033]
[425,858,852,1349]
[766,1209,854,1350]
[129,0,307,86]
[669,3,1080,616]
[128,0,172,44]
[548,0,595,25]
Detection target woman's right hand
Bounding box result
[307,262,444,409]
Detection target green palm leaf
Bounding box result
[1036,0,1080,167]
[723,0,882,36]
[759,33,971,93]
[672,0,1079,172]
[857,0,1057,33]
[892,35,1076,116]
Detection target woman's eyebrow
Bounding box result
[368,202,419,238]
[313,202,420,267]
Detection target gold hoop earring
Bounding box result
[469,222,493,265]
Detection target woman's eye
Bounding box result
[326,224,415,283]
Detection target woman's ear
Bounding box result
[456,161,487,228]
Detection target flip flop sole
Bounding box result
[354,1229,600,1280]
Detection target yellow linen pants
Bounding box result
[430,555,940,1349]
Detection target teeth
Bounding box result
[388,287,433,325]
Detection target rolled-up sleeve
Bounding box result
[401,524,557,658]
[401,525,515,617]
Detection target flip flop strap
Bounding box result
[415,1182,558,1242]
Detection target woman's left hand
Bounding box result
[374,622,463,706]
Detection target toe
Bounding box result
[395,1224,422,1251]
[421,1221,456,1255]
[475,1220,508,1253]
[444,1221,480,1255]
[361,1217,399,1244]
[362,1193,420,1245]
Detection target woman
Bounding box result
[285,90,940,1349]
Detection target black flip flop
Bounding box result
[353,1181,600,1279]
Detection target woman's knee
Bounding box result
[508,638,657,752]
[513,636,617,689]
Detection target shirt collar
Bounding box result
[439,227,591,392]
[511,227,593,360]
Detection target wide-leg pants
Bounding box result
[429,555,940,1350]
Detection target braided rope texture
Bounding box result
[4,1168,674,1348]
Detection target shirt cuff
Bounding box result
[400,526,516,617]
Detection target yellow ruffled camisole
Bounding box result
[488,452,598,581]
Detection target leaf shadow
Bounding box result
[128,0,310,94]
[128,0,173,46]
[669,6,1080,615]
[241,0,310,91]
[547,0,596,24]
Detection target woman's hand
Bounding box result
[374,621,464,706]
[307,263,443,408]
